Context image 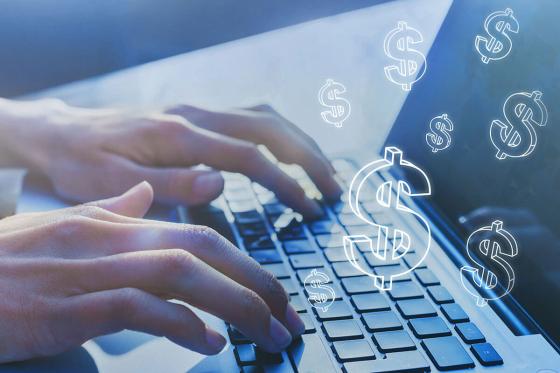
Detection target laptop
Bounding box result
[179,0,560,371]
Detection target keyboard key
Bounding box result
[289,253,323,269]
[277,226,306,241]
[228,326,249,344]
[361,311,402,332]
[249,249,282,264]
[290,295,307,313]
[314,300,353,321]
[262,263,290,279]
[341,276,379,295]
[374,264,411,282]
[300,313,316,334]
[441,303,469,323]
[339,213,367,227]
[237,222,268,237]
[387,281,424,300]
[333,339,375,362]
[322,319,363,341]
[351,293,391,313]
[303,283,343,302]
[240,365,262,373]
[244,236,275,251]
[234,211,262,224]
[421,336,475,370]
[234,344,257,365]
[332,262,364,278]
[229,200,257,213]
[372,213,393,226]
[372,330,416,352]
[324,247,350,262]
[408,317,451,338]
[296,268,334,284]
[396,299,437,319]
[309,221,343,235]
[283,239,315,255]
[414,268,440,286]
[316,234,342,248]
[403,253,427,269]
[427,285,454,304]
[279,278,298,295]
[288,333,336,373]
[345,225,379,237]
[343,350,429,373]
[471,342,503,366]
[363,252,399,267]
[455,322,485,344]
[264,203,289,216]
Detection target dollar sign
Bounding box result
[303,269,335,312]
[426,114,454,153]
[475,8,519,64]
[343,147,432,291]
[383,21,427,91]
[460,221,518,307]
[318,79,351,128]
[490,91,548,160]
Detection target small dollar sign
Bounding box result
[490,91,548,160]
[318,79,351,128]
[383,21,427,91]
[343,147,432,291]
[475,8,519,64]
[303,269,335,312]
[426,114,454,153]
[460,221,518,307]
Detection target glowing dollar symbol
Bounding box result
[475,8,519,64]
[318,79,351,128]
[303,269,335,312]
[460,221,518,307]
[343,147,432,291]
[383,21,427,91]
[490,91,548,160]
[426,113,454,153]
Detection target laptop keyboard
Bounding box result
[215,158,504,372]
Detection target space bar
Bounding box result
[288,334,337,373]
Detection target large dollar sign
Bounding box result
[460,221,518,307]
[475,8,519,64]
[490,91,548,160]
[426,113,454,153]
[318,79,351,128]
[303,269,336,312]
[343,147,432,291]
[383,21,427,91]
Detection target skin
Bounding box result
[0,98,343,363]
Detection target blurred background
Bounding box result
[0,0,385,97]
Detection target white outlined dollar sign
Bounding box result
[303,269,335,312]
[383,21,427,91]
[460,220,518,307]
[426,113,454,153]
[475,8,519,64]
[343,147,432,291]
[318,79,351,128]
[490,91,548,160]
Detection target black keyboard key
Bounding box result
[296,268,334,284]
[403,253,427,269]
[279,278,298,295]
[234,211,263,224]
[283,239,315,255]
[234,344,257,365]
[372,330,416,353]
[421,336,475,370]
[414,268,440,286]
[314,300,353,321]
[471,342,503,366]
[290,295,307,313]
[316,234,342,248]
[341,276,379,295]
[441,303,469,323]
[228,326,249,344]
[396,299,437,319]
[333,339,375,362]
[455,322,485,344]
[262,263,290,279]
[244,236,275,251]
[289,253,324,269]
[300,313,316,334]
[332,261,365,278]
[249,249,282,264]
[288,333,336,373]
[427,285,454,304]
[351,293,391,313]
[324,247,350,263]
[309,221,343,235]
[361,311,402,332]
[264,202,289,215]
[343,350,429,373]
[387,281,424,300]
[240,365,262,373]
[277,227,306,241]
[374,264,411,282]
[363,252,399,267]
[322,319,363,341]
[408,317,451,338]
[238,222,268,237]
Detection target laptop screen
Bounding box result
[384,0,560,345]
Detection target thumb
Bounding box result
[87,181,154,218]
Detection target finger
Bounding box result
[85,181,154,218]
[58,288,226,355]
[167,104,342,199]
[73,250,294,352]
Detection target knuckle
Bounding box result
[160,249,197,278]
[73,204,107,219]
[50,215,93,238]
[189,225,222,245]
[112,287,145,312]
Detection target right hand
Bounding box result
[0,182,304,363]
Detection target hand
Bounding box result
[0,99,341,218]
[0,182,304,362]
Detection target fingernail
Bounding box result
[125,180,150,195]
[205,328,227,354]
[269,316,292,349]
[192,172,224,200]
[285,305,305,336]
